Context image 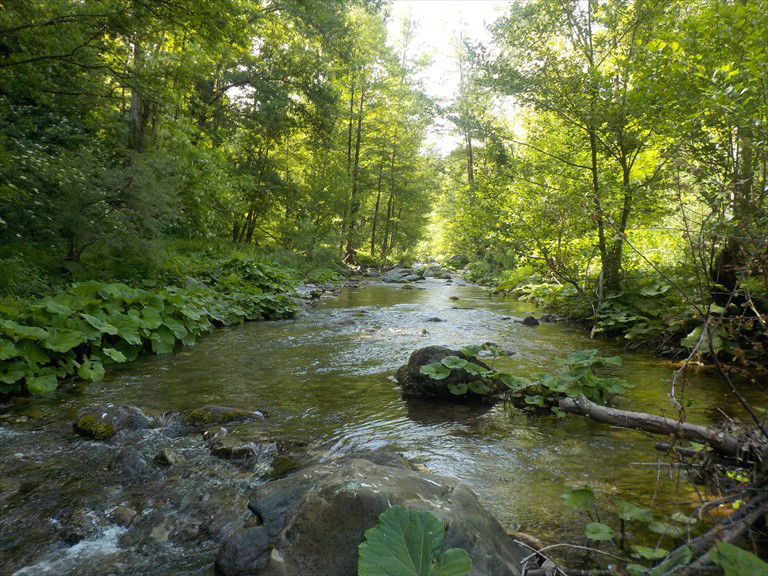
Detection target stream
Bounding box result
[0,277,762,575]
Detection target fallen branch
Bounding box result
[559,395,744,457]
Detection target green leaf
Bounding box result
[600,377,631,395]
[1,362,26,384]
[40,328,87,353]
[17,340,50,366]
[632,546,669,560]
[498,374,531,389]
[420,363,452,381]
[468,380,491,394]
[670,512,697,525]
[524,394,545,407]
[563,349,598,366]
[710,541,768,576]
[626,563,649,576]
[447,382,469,395]
[0,339,19,360]
[441,356,468,370]
[27,369,58,394]
[162,316,189,340]
[43,300,73,316]
[464,362,491,377]
[0,319,48,340]
[648,521,683,538]
[150,324,176,354]
[585,522,615,541]
[77,358,105,381]
[602,355,623,366]
[430,548,472,576]
[141,306,163,329]
[562,488,596,511]
[81,313,119,336]
[646,545,692,576]
[617,501,654,523]
[459,345,482,357]
[681,326,703,349]
[102,347,127,363]
[358,506,471,576]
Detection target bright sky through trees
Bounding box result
[389,0,503,152]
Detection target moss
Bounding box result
[73,416,115,440]
[184,409,213,426]
[183,406,254,426]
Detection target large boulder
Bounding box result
[215,456,527,576]
[395,346,503,401]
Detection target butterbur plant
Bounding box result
[419,346,631,414]
[358,506,471,576]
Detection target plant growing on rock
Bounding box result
[420,346,631,414]
[358,506,471,576]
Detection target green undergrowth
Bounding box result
[0,256,298,396]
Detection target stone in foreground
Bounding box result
[215,456,527,576]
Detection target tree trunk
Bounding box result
[381,146,397,258]
[604,158,633,293]
[344,84,365,264]
[370,161,384,256]
[128,42,147,152]
[589,127,611,297]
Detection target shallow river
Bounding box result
[0,279,762,574]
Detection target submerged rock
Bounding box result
[210,438,278,462]
[73,405,150,441]
[183,406,265,427]
[215,456,527,576]
[154,448,185,467]
[109,447,151,480]
[395,345,503,401]
[521,316,540,327]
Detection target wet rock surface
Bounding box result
[216,455,528,576]
[0,405,276,576]
[73,404,151,440]
[395,345,503,401]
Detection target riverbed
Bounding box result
[0,278,761,575]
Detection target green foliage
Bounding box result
[0,256,297,396]
[711,541,768,576]
[507,349,632,410]
[584,522,615,542]
[358,506,471,576]
[562,487,597,512]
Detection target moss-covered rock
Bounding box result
[72,405,150,441]
[183,406,265,427]
[73,415,115,441]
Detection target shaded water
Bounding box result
[1,279,763,574]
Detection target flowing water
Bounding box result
[1,278,763,575]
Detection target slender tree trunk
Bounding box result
[128,42,147,152]
[344,84,365,263]
[370,161,384,256]
[340,81,356,257]
[604,158,633,293]
[466,132,474,188]
[390,203,401,254]
[381,146,397,259]
[589,127,610,297]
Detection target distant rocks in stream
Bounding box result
[395,345,504,402]
[214,454,528,576]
